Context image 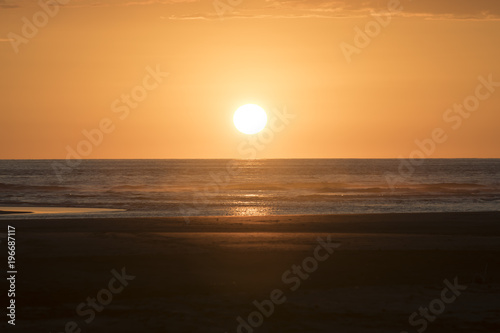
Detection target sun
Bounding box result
[233,104,268,135]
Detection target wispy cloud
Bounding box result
[263,0,500,20]
[0,0,198,9]
[0,1,20,9]
[2,0,500,20]
[164,0,500,20]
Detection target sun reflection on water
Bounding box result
[228,206,272,216]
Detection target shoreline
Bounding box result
[0,206,125,216]
[1,211,499,235]
[0,210,31,215]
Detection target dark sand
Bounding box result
[1,212,499,332]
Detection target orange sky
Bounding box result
[1,0,499,159]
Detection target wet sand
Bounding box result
[0,212,499,332]
[0,210,31,215]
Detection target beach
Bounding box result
[1,212,499,332]
[2,0,500,330]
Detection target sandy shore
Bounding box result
[0,212,499,332]
[0,206,125,215]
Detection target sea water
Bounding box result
[0,159,499,219]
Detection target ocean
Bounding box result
[0,159,499,219]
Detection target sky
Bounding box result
[1,0,499,159]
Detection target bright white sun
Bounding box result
[233,104,268,135]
